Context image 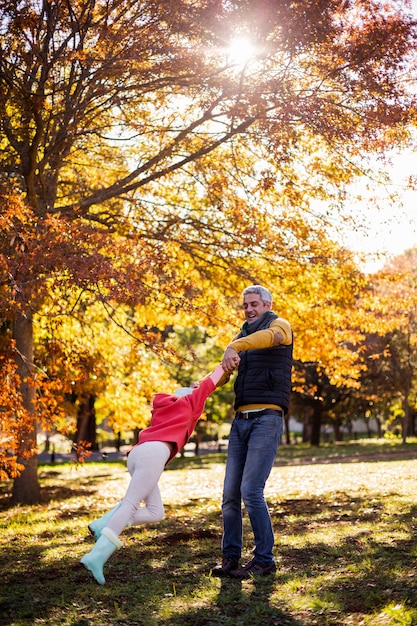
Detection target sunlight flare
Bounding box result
[227,36,257,66]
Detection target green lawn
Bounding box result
[1,440,417,625]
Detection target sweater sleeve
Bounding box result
[185,376,216,416]
[227,318,292,352]
[215,370,232,388]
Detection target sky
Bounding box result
[343,151,417,273]
[341,1,417,273]
[223,4,416,274]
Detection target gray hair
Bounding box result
[242,285,273,305]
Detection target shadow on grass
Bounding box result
[277,536,417,615]
[158,577,303,625]
[273,498,417,619]
[270,493,384,535]
[2,466,417,625]
[0,465,126,510]
[0,542,300,626]
[0,484,97,510]
[5,513,415,626]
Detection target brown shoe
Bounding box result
[229,558,276,579]
[211,556,240,577]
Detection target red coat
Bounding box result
[134,375,216,464]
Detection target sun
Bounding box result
[227,36,257,66]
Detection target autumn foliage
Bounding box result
[0,0,416,501]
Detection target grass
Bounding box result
[1,439,417,625]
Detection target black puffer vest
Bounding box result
[233,311,293,414]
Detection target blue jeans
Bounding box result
[221,412,283,566]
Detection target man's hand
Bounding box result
[222,347,240,373]
[273,331,283,346]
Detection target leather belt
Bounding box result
[235,409,283,420]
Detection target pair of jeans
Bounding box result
[221,412,283,566]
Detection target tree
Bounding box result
[291,360,352,444]
[362,248,417,442]
[287,242,372,445]
[1,0,416,502]
[35,295,180,443]
[340,331,395,438]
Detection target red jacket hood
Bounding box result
[136,376,216,463]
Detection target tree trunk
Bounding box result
[11,310,41,504]
[74,394,98,451]
[310,404,322,446]
[283,413,291,445]
[194,433,202,455]
[333,418,343,442]
[302,419,311,443]
[411,411,417,437]
[402,396,410,444]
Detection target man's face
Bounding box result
[243,293,271,324]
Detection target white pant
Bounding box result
[106,441,172,537]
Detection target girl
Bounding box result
[80,363,230,584]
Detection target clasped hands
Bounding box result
[221,347,240,374]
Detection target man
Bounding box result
[212,285,293,579]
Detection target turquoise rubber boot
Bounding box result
[88,503,121,541]
[80,527,122,585]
